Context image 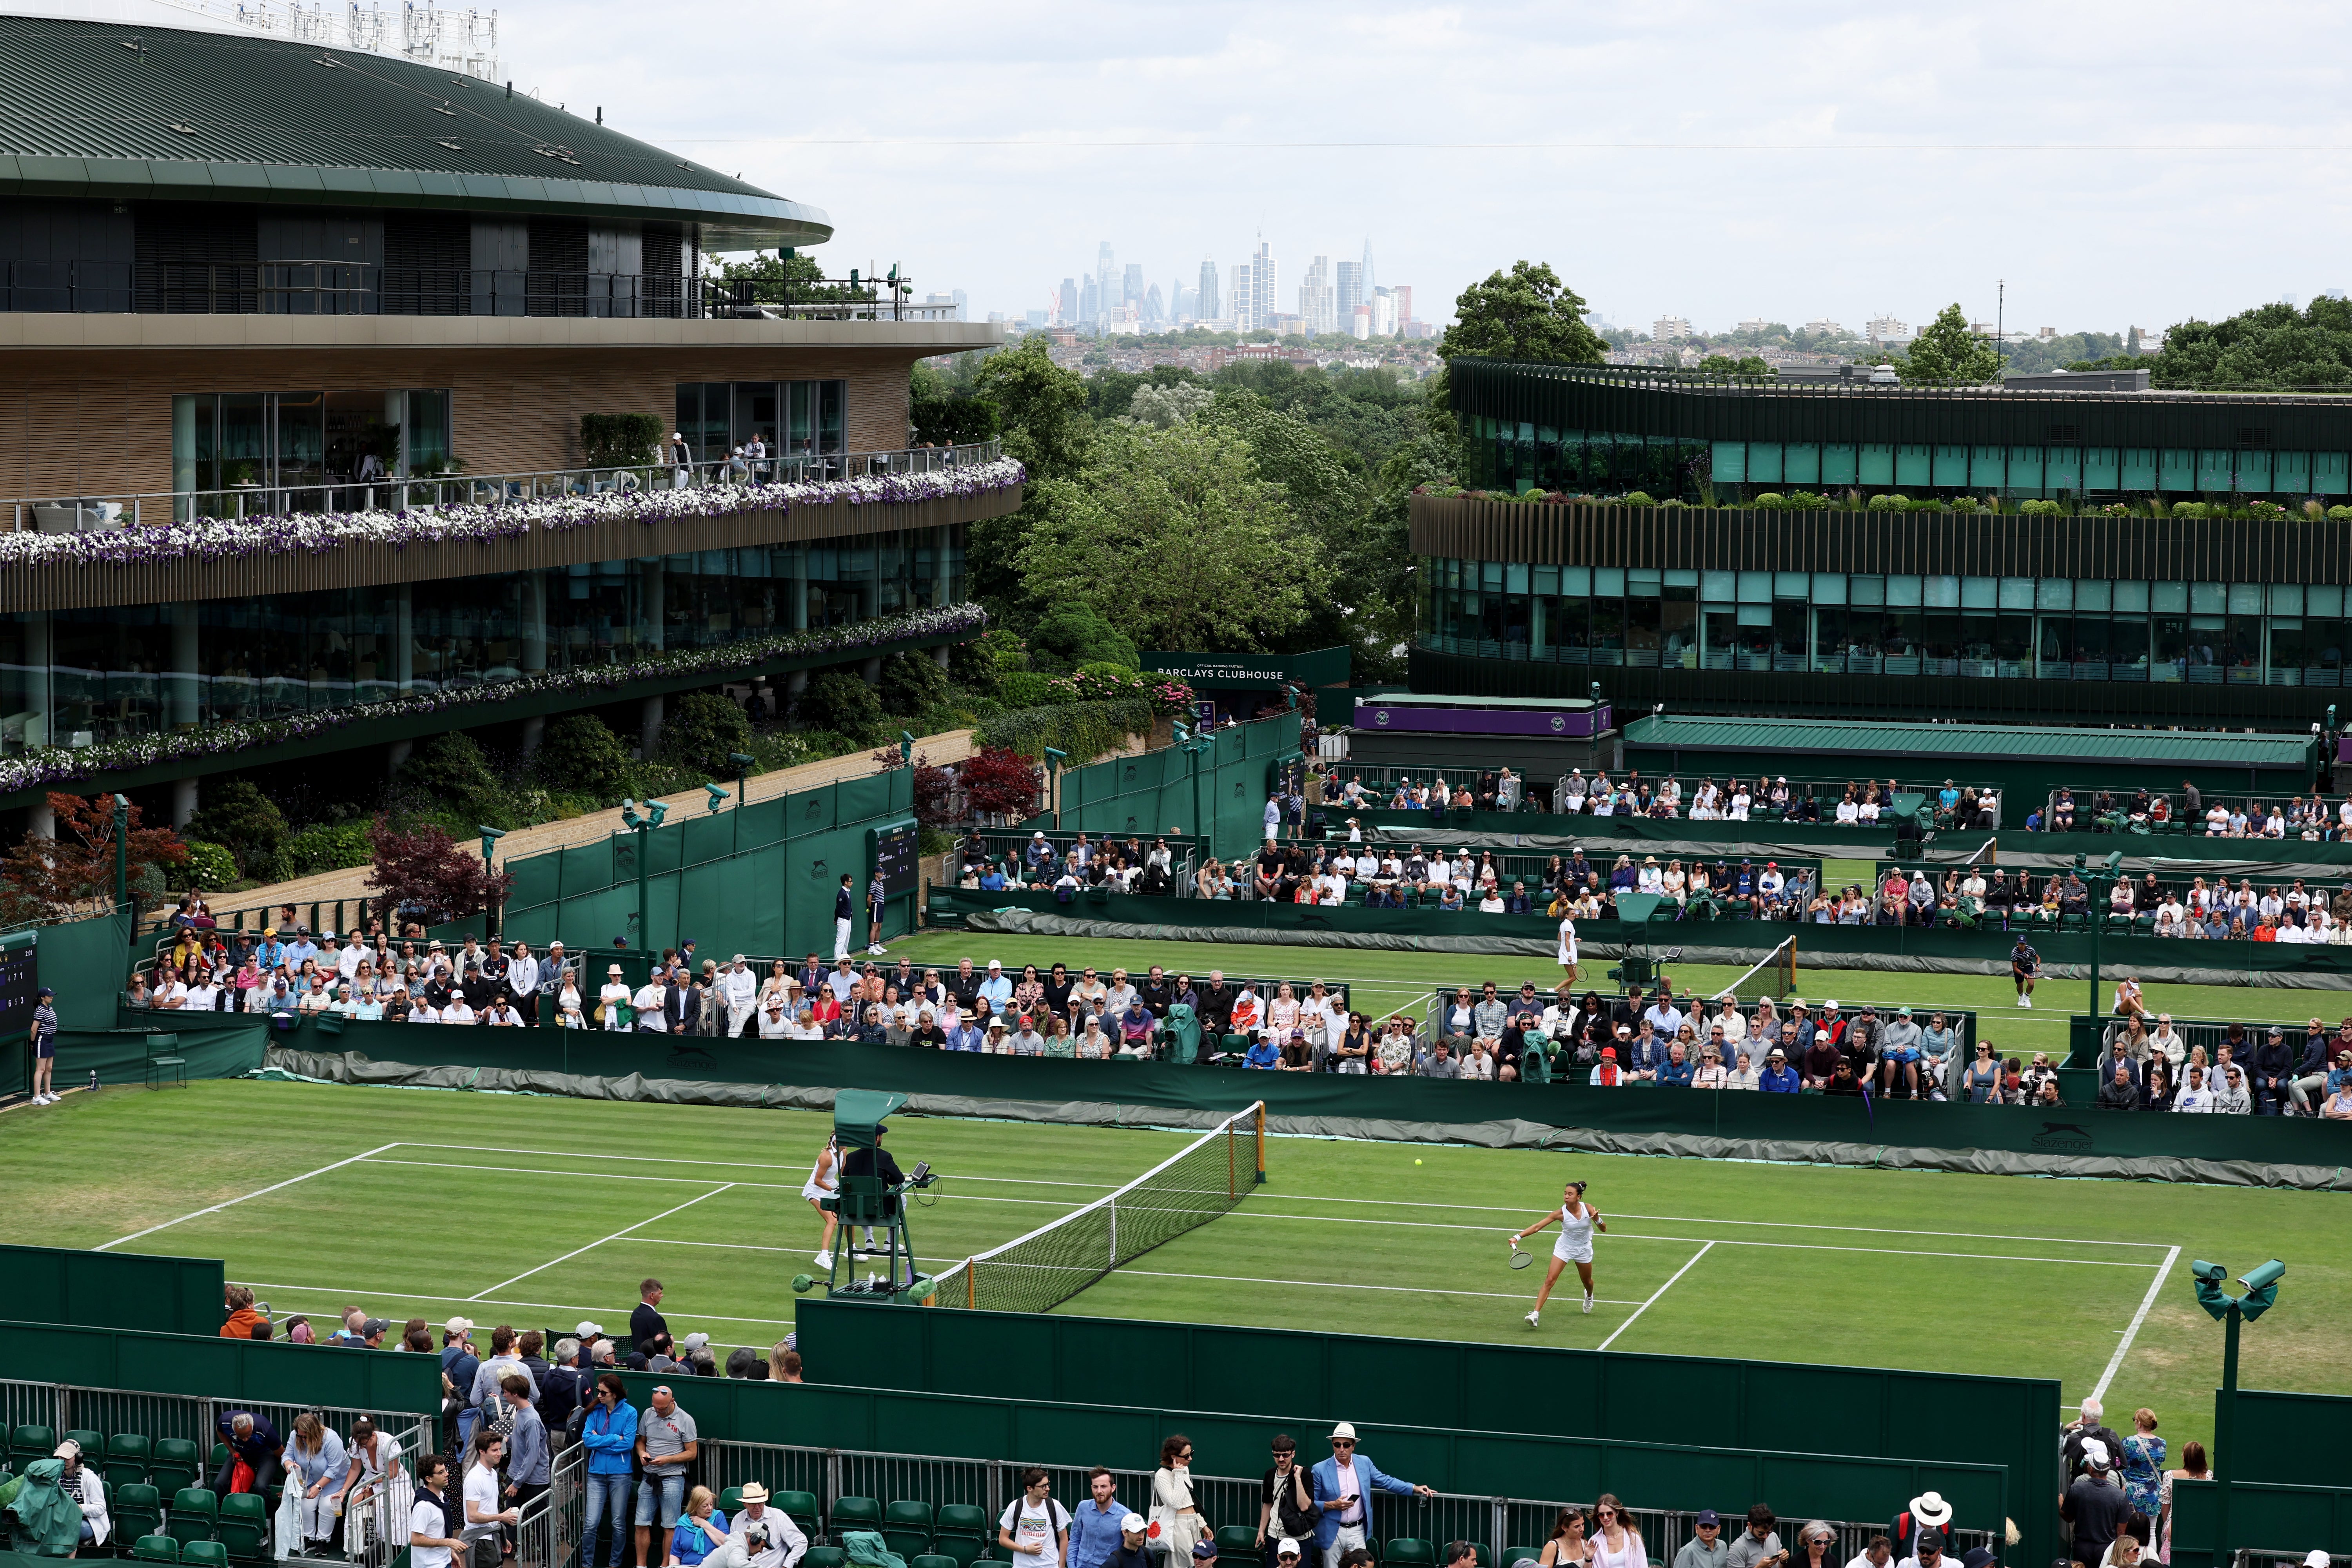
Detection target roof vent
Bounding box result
[315,53,340,67]
[437,140,462,151]
[119,35,146,51]
[677,161,693,171]
[434,102,456,115]
[168,121,198,136]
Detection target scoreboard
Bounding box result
[867,818,920,901]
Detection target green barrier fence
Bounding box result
[2220,1389,2352,1490]
[24,1019,270,1097]
[270,1016,2352,1180]
[2170,1477,2352,1568]
[42,909,135,1029]
[1352,808,1983,854]
[1047,713,1302,862]
[1,1246,223,1338]
[600,1367,2014,1553]
[0,1318,439,1417]
[930,887,2352,984]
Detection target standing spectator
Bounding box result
[212,1410,282,1499]
[2120,1410,2166,1522]
[1151,1437,1203,1564]
[1540,1509,1590,1568]
[1309,1423,1434,1568]
[339,1415,408,1552]
[463,1432,521,1557]
[1000,1467,1073,1568]
[577,1374,638,1568]
[632,1281,669,1354]
[634,1385,699,1568]
[723,1483,807,1568]
[1726,1507,1785,1568]
[491,1374,550,1525]
[2062,1441,2132,1566]
[1070,1470,1127,1568]
[1258,1437,1318,1568]
[1589,1497,1644,1568]
[410,1455,466,1568]
[1675,1512,1728,1568]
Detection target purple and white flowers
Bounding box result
[0,603,989,795]
[0,459,1027,572]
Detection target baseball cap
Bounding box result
[1120,1517,1148,1535]
[1194,1543,1221,1561]
[1915,1533,1946,1556]
[362,1317,391,1337]
[1276,1544,1302,1560]
[1694,1512,1720,1529]
[681,1332,710,1352]
[52,1439,81,1460]
[444,1316,474,1336]
[1962,1552,1997,1568]
[576,1321,604,1338]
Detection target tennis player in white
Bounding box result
[804,1134,843,1270]
[1510,1178,1604,1326]
[1556,911,1579,985]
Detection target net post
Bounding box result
[1254,1102,1266,1186]
[967,1260,975,1310]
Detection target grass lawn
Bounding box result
[6,1076,2345,1458]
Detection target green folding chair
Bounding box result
[149,1439,201,1496]
[217,1493,270,1561]
[183,1544,230,1568]
[132,1536,181,1564]
[167,1488,217,1550]
[1387,1541,1435,1568]
[934,1504,990,1568]
[883,1501,936,1559]
[115,1482,164,1546]
[106,1435,154,1492]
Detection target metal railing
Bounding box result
[960,831,1203,898]
[519,1441,587,1568]
[6,439,1004,531]
[0,263,962,323]
[680,1437,1986,1568]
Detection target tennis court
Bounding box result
[19,1076,2347,1457]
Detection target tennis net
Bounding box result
[929,1102,1265,1313]
[1722,933,1797,1004]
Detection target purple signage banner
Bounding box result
[1355,701,1610,738]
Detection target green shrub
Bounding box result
[186,779,289,880]
[1029,605,1140,672]
[281,820,374,878]
[947,639,999,697]
[975,697,1152,760]
[657,690,755,776]
[878,650,952,717]
[397,733,511,825]
[579,412,665,467]
[1622,491,1657,506]
[1947,496,1980,513]
[2019,499,2065,515]
[535,712,635,801]
[178,839,239,890]
[1867,493,1908,510]
[1751,492,1787,508]
[2328,505,2352,521]
[798,670,886,740]
[998,670,1055,708]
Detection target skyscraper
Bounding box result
[1395,284,1412,327]
[1142,281,1165,328]
[1248,238,1276,334]
[1058,278,1078,325]
[1198,258,1219,323]
[1231,263,1252,330]
[1360,238,1374,295]
[1122,262,1143,310]
[1079,275,1099,328]
[1095,242,1115,326]
[1300,254,1334,336]
[1336,260,1364,330]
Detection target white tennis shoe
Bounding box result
[1582,1291,1595,1315]
[813,1250,832,1270]
[1523,1309,1540,1327]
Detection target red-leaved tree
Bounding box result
[367,817,514,929]
[959,746,1044,821]
[0,792,187,925]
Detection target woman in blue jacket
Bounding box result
[577,1375,637,1568]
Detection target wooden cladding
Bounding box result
[1410,494,2352,584]
[0,485,1021,613]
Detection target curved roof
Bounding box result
[0,14,830,247]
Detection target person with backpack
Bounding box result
[1258,1437,1319,1568]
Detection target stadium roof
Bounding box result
[0,13,831,247]
[1621,714,2316,770]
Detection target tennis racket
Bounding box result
[1507,1238,1535,1270]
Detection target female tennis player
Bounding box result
[805,1133,843,1270]
[1510,1178,1604,1325]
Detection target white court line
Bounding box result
[361,1157,800,1192]
[468,1186,735,1300]
[626,1237,1642,1306]
[97,1143,405,1250]
[1597,1241,1715,1351]
[381,1143,2172,1250]
[2091,1245,2182,1403]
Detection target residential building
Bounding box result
[1396,285,1413,328]
[1866,314,1913,343]
[0,7,1012,826]
[1248,240,1278,335]
[1653,316,1694,342]
[1736,319,1772,334]
[1300,254,1334,336]
[1231,264,1252,331]
[1336,260,1364,330]
[1198,259,1220,324]
[1803,318,1845,336]
[1414,358,2352,725]
[1058,278,1078,325]
[1370,287,1397,337]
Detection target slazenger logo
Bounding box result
[1373,709,1392,726]
[2032,1120,2094,1151]
[668,1045,719,1070]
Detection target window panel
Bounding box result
[2032,578,2069,611]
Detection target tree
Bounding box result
[1697,354,1771,377]
[534,713,635,801]
[971,336,1091,481]
[1018,420,1326,652]
[910,757,960,828]
[185,779,290,880]
[1027,604,1140,672]
[1437,261,1608,367]
[957,746,1042,820]
[0,793,187,925]
[1897,304,2003,385]
[2139,296,2352,391]
[878,649,952,717]
[712,250,875,309]
[395,732,510,826]
[367,817,513,927]
[1126,381,1215,428]
[797,669,886,740]
[909,359,1000,447]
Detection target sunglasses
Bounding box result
[1331,1440,1354,1448]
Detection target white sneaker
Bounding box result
[868,944,885,955]
[1583,1292,1595,1315]
[2022,996,2034,1009]
[1523,1310,1540,1327]
[813,1250,832,1270]
[2015,996,2028,1007]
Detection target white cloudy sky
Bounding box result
[507,0,2352,336]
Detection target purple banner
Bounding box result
[1355,701,1609,738]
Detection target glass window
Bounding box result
[1505,562,1529,594]
[818,380,846,454]
[2151,581,2186,613]
[1701,571,1736,603]
[1963,576,1999,610]
[1811,573,1847,606]
[2227,582,2263,615]
[1593,566,1624,597]
[1886,575,1922,608]
[1533,564,1559,595]
[2076,580,2111,613]
[1773,572,1808,599]
[1925,575,1959,609]
[1850,574,1884,607]
[1562,565,1590,596]
[1737,570,1771,603]
[1481,561,1503,591]
[2191,581,2226,614]
[2271,584,2304,615]
[2034,578,2071,611]
[2310,585,2344,617]
[1628,569,1661,596]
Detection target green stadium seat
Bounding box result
[116,1483,164,1546]
[806,1550,849,1568]
[779,1492,824,1541]
[167,1488,218,1550]
[217,1493,269,1561]
[831,1497,882,1536]
[9,1424,55,1466]
[884,1501,936,1559]
[64,1428,105,1459]
[912,1555,960,1568]
[107,1435,154,1491]
[719,1488,746,1515]
[132,1536,180,1564]
[149,1439,201,1495]
[207,1444,229,1475]
[1217,1527,1261,1558]
[1387,1541,1436,1567]
[1503,1548,1544,1568]
[183,1544,230,1568]
[934,1503,990,1568]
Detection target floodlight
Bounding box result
[704,784,728,813]
[2238,1258,2285,1320]
[646,800,670,827]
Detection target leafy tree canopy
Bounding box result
[2141,296,2352,390]
[1896,304,2003,384]
[972,336,1092,480]
[1437,261,1608,367]
[1696,354,1771,376]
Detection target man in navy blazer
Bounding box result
[1309,1423,1432,1568]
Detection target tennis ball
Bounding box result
[1414,1158,1423,1165]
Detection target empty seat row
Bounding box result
[8,1426,208,1495]
[706,1494,996,1567]
[133,1535,229,1567]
